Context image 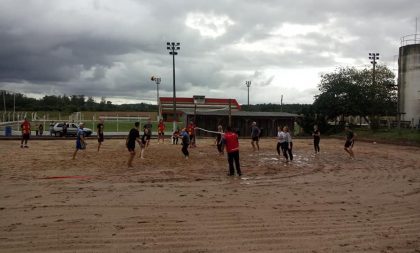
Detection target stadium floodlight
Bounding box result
[151,76,162,121]
[166,42,181,131]
[368,53,380,85]
[245,81,251,106]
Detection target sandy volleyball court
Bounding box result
[0,137,419,252]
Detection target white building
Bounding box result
[398,34,420,128]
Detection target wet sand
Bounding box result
[0,137,419,252]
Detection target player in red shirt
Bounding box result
[157,119,165,144]
[20,118,31,148]
[187,121,196,147]
[223,126,241,176]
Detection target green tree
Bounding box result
[297,105,331,135]
[313,65,396,127]
[86,96,96,111]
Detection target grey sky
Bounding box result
[0,0,419,105]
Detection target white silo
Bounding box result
[398,34,420,128]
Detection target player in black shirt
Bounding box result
[97,119,104,152]
[143,119,152,147]
[126,122,141,167]
[344,125,355,159]
[312,125,320,154]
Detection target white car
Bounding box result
[51,122,92,137]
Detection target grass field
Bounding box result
[333,128,420,145]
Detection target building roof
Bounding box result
[182,109,301,118]
[160,97,241,112]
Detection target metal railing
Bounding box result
[401,34,420,46]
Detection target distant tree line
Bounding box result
[2,91,310,114]
[0,92,157,112]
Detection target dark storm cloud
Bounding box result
[0,0,419,104]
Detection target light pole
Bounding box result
[369,53,379,85]
[151,76,161,121]
[245,81,251,106]
[166,42,180,131]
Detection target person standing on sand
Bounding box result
[97,119,104,152]
[224,126,241,176]
[126,122,142,167]
[157,119,165,144]
[62,122,67,137]
[276,126,286,158]
[138,128,148,159]
[312,125,320,154]
[187,121,196,148]
[250,121,261,152]
[20,118,31,148]
[180,128,190,159]
[216,125,224,155]
[38,123,44,136]
[284,126,293,161]
[143,119,152,147]
[72,123,86,160]
[344,125,355,159]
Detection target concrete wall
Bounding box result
[399,44,420,127]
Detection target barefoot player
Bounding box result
[126,122,142,167]
[157,119,165,144]
[97,119,104,152]
[344,125,355,159]
[20,118,31,148]
[72,123,86,160]
[250,121,261,152]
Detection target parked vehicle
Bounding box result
[51,122,92,137]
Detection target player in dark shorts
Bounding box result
[250,121,261,151]
[139,128,148,159]
[126,122,141,167]
[97,119,104,152]
[180,128,190,159]
[224,126,241,176]
[157,119,165,144]
[216,125,224,155]
[143,119,152,147]
[72,123,86,160]
[20,118,31,148]
[312,125,320,154]
[187,121,196,148]
[344,125,355,159]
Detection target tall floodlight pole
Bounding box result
[166,42,180,131]
[369,53,380,85]
[245,81,251,106]
[13,92,15,121]
[151,76,161,121]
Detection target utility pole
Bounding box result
[228,99,232,126]
[245,81,251,106]
[369,53,380,85]
[13,92,15,121]
[280,95,283,112]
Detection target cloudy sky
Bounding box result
[0,0,419,105]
